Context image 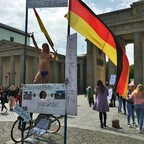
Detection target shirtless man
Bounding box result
[31,33,56,83]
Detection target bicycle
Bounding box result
[11,72,65,143]
[11,113,63,143]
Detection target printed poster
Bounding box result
[22,83,66,115]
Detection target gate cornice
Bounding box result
[98,1,144,43]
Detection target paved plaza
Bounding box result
[0,95,144,143]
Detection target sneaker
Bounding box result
[133,123,137,127]
[127,124,132,128]
[137,127,141,133]
[138,129,143,134]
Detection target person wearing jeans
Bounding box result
[117,94,122,113]
[130,84,144,133]
[126,84,136,127]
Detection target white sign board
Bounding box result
[22,83,66,115]
[109,74,116,85]
[26,0,67,8]
[65,33,77,115]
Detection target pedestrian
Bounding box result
[93,80,109,128]
[15,83,23,107]
[130,84,144,133]
[0,86,8,113]
[117,94,126,114]
[122,97,127,115]
[9,85,17,111]
[30,33,57,83]
[110,87,117,107]
[126,84,137,128]
[16,89,22,107]
[117,93,122,113]
[107,85,113,105]
[86,86,94,107]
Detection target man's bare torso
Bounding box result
[38,52,52,71]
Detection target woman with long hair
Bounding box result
[130,84,144,133]
[93,80,109,128]
[9,85,17,111]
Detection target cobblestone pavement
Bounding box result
[0,95,144,143]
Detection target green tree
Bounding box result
[129,64,134,82]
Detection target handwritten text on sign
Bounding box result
[22,83,66,115]
[65,33,77,115]
[26,0,67,8]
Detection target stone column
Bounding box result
[20,55,24,84]
[108,60,116,83]
[0,57,3,85]
[61,63,65,82]
[33,57,38,82]
[52,61,58,83]
[10,56,15,85]
[92,45,97,87]
[142,33,144,84]
[79,63,84,93]
[86,40,94,87]
[134,32,143,84]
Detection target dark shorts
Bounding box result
[41,71,48,78]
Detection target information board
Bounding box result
[109,74,116,85]
[22,83,66,115]
[26,0,67,8]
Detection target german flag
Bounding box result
[33,8,54,48]
[66,0,129,97]
[114,37,129,98]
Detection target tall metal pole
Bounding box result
[21,6,28,144]
[24,8,28,84]
[64,0,71,144]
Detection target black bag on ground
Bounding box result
[112,119,121,128]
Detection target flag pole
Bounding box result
[64,0,71,144]
[22,5,28,144]
[24,8,28,84]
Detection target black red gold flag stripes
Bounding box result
[66,0,129,97]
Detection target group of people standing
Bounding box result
[0,84,22,113]
[85,80,144,133]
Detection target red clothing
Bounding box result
[16,94,22,106]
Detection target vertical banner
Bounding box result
[65,33,77,115]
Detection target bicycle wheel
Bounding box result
[47,115,61,133]
[11,119,32,143]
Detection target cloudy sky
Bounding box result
[0,0,138,64]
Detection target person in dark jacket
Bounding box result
[0,86,8,113]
